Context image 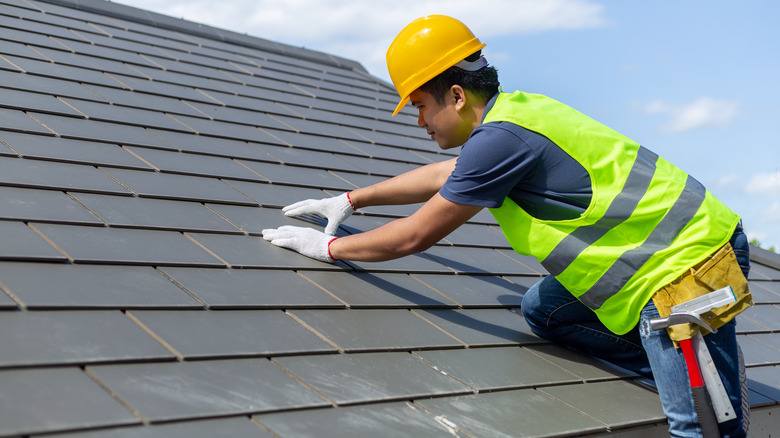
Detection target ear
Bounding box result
[450,85,467,111]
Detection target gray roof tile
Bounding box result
[0,107,54,134]
[157,267,345,309]
[168,113,286,142]
[32,223,225,266]
[219,180,329,207]
[738,334,780,366]
[128,309,337,359]
[0,86,84,116]
[739,304,780,331]
[0,368,140,436]
[105,72,215,103]
[749,281,780,304]
[87,359,329,422]
[298,271,458,308]
[0,130,151,169]
[0,220,67,261]
[30,112,176,148]
[236,159,353,190]
[0,186,102,225]
[146,129,271,158]
[423,246,541,276]
[525,343,638,381]
[262,128,366,155]
[416,389,605,437]
[746,366,780,403]
[274,352,471,405]
[60,98,191,132]
[254,143,364,173]
[416,346,582,391]
[255,402,466,438]
[0,262,202,309]
[70,193,241,233]
[0,155,130,194]
[538,380,666,429]
[53,417,275,438]
[413,309,543,347]
[0,310,174,367]
[4,53,127,86]
[0,69,101,100]
[123,147,261,180]
[102,168,258,204]
[410,273,526,308]
[287,309,465,352]
[83,84,207,118]
[344,251,453,274]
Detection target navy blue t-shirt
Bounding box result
[440,117,593,221]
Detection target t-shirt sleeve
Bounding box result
[439,122,537,208]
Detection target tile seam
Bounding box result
[268,358,338,408]
[181,233,232,268]
[0,279,26,309]
[83,366,149,424]
[24,111,59,136]
[124,310,184,361]
[64,192,109,226]
[284,310,344,353]
[408,309,469,347]
[26,222,73,262]
[293,271,350,308]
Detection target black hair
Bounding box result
[418,51,500,105]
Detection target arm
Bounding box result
[329,192,482,261]
[282,157,457,235]
[349,157,457,209]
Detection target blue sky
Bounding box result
[118,0,779,250]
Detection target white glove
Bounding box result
[262,226,338,262]
[282,192,355,235]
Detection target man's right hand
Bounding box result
[282,192,356,235]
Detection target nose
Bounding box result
[417,111,425,128]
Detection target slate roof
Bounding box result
[1,0,778,436]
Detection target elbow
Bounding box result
[398,231,437,256]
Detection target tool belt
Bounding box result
[652,243,753,343]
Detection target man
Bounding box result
[262,15,751,437]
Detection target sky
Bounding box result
[116,0,780,250]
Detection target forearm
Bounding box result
[349,158,456,209]
[329,192,482,262]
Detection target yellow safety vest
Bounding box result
[486,91,740,335]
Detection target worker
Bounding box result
[262,15,752,437]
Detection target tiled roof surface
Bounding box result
[1,0,778,436]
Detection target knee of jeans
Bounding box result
[520,290,548,331]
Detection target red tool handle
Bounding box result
[681,338,705,387]
[680,338,721,437]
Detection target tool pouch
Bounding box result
[652,243,753,343]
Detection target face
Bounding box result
[409,88,473,150]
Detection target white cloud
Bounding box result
[746,172,780,197]
[114,0,608,78]
[643,97,738,134]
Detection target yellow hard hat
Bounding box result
[386,15,486,116]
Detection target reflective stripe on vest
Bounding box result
[482,91,740,334]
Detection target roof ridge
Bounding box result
[33,0,370,75]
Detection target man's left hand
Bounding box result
[261,226,337,262]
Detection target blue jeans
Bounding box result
[521,224,749,437]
